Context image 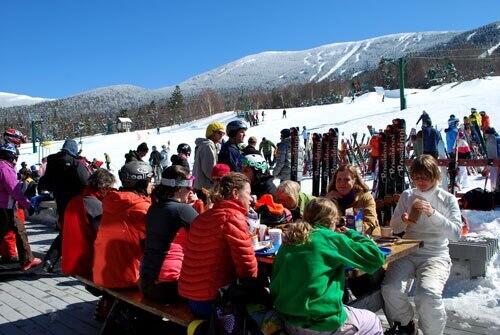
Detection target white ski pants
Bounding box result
[381,254,451,335]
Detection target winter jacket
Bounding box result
[445,127,458,154]
[416,113,432,126]
[242,145,260,156]
[391,186,462,257]
[289,192,315,221]
[481,115,491,132]
[218,141,243,172]
[170,154,190,172]
[192,138,218,190]
[456,138,471,154]
[259,140,276,155]
[61,187,105,278]
[141,199,198,282]
[273,138,303,181]
[179,199,258,301]
[334,191,380,236]
[92,190,151,288]
[422,127,441,156]
[271,227,384,332]
[38,150,90,217]
[149,150,162,166]
[251,175,277,199]
[0,160,30,209]
[469,111,482,126]
[124,150,144,163]
[160,149,170,168]
[485,132,500,159]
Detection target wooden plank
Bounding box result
[75,276,195,327]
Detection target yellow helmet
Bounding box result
[205,122,225,138]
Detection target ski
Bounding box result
[290,127,299,182]
[312,133,322,196]
[321,131,331,196]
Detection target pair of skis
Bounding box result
[311,128,339,196]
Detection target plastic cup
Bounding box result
[258,224,267,241]
[268,228,282,247]
[380,227,393,238]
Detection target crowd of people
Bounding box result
[0,118,471,334]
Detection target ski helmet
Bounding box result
[0,143,19,161]
[177,143,192,155]
[226,120,248,138]
[242,154,269,174]
[3,128,27,147]
[118,161,153,188]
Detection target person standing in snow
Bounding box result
[218,120,247,172]
[416,110,432,129]
[484,127,500,191]
[301,126,309,147]
[382,155,461,335]
[469,108,486,155]
[171,144,191,173]
[192,122,225,194]
[160,144,170,170]
[261,110,265,122]
[444,114,459,156]
[149,146,163,183]
[241,136,260,156]
[259,137,276,167]
[273,128,303,183]
[421,121,441,159]
[282,109,287,119]
[125,142,149,163]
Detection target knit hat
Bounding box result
[242,154,269,174]
[61,139,79,156]
[211,163,231,179]
[137,142,149,153]
[206,122,225,138]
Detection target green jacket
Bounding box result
[290,192,315,220]
[259,140,276,154]
[270,227,384,332]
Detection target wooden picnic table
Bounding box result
[256,238,423,266]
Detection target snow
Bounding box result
[479,41,500,58]
[466,31,477,41]
[0,92,53,108]
[443,210,500,328]
[318,42,362,81]
[13,76,500,326]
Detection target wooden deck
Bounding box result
[0,215,497,334]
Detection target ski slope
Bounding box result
[14,76,500,329]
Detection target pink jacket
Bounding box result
[0,160,30,209]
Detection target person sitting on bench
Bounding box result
[140,165,198,303]
[179,172,258,318]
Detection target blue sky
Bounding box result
[1,0,498,98]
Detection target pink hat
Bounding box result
[211,163,230,179]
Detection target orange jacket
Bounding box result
[179,199,258,301]
[481,115,490,132]
[61,187,107,278]
[92,190,150,288]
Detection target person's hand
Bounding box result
[412,199,435,217]
[401,212,417,224]
[335,225,348,233]
[326,190,341,200]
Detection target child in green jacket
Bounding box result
[270,197,384,335]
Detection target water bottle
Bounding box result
[355,208,364,234]
[345,208,355,230]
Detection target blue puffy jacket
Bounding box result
[218,141,243,172]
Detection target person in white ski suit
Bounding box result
[160,144,170,169]
[381,154,462,335]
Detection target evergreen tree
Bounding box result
[168,85,185,115]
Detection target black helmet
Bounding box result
[118,161,153,188]
[226,120,248,138]
[0,143,19,162]
[177,143,192,155]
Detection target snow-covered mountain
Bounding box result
[3,21,499,118]
[175,31,458,93]
[0,92,53,108]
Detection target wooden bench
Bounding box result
[75,276,195,332]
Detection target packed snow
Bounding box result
[14,76,500,327]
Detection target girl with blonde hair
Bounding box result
[271,197,385,335]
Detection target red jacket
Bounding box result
[369,135,381,157]
[92,190,150,288]
[179,199,258,301]
[61,187,106,278]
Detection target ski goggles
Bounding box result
[160,176,195,189]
